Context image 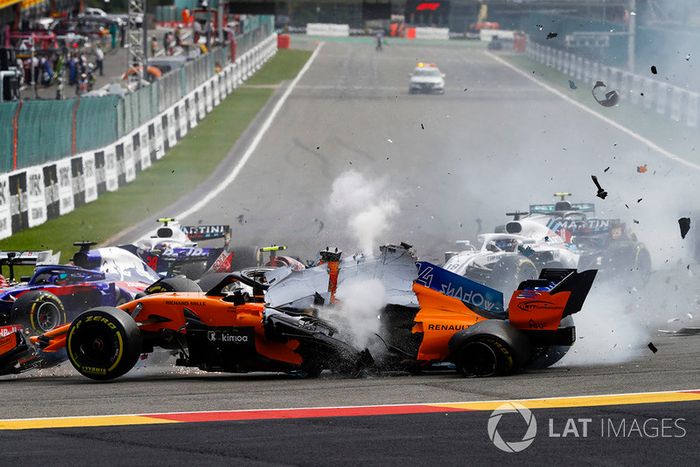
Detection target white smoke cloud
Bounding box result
[557,283,648,366]
[328,170,399,257]
[323,277,386,350]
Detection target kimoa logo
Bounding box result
[487,402,537,453]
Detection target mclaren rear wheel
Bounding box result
[66,307,142,381]
[455,335,518,377]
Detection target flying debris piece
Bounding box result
[688,313,694,320]
[536,24,543,31]
[420,123,424,130]
[686,54,691,61]
[633,219,640,224]
[546,32,558,39]
[387,139,393,143]
[637,164,648,173]
[591,175,608,199]
[667,317,680,323]
[650,65,658,74]
[592,81,619,107]
[678,217,691,239]
[637,198,643,203]
[648,342,658,353]
[604,166,610,172]
[518,245,535,257]
[568,80,577,89]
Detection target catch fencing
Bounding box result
[0,16,274,172]
[0,30,278,240]
[526,41,700,129]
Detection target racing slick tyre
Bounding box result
[631,245,652,286]
[179,261,208,280]
[526,316,574,370]
[66,307,142,381]
[11,291,67,335]
[231,247,258,270]
[449,321,531,377]
[144,276,202,294]
[490,256,538,297]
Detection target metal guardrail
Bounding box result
[526,41,700,128]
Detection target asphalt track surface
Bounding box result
[3,38,700,464]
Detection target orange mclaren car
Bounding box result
[0,260,595,380]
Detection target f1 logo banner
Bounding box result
[26,166,47,228]
[415,261,505,313]
[71,155,85,208]
[57,158,74,215]
[9,171,27,234]
[83,152,97,203]
[43,163,60,220]
[105,147,118,192]
[116,142,127,186]
[0,174,12,240]
[124,139,135,183]
[94,151,106,196]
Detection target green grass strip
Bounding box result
[0,49,312,261]
[501,53,700,166]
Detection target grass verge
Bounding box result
[0,49,312,261]
[501,53,700,166]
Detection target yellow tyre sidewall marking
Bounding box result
[67,315,124,374]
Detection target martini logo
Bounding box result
[487,403,537,453]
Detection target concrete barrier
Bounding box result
[480,29,515,41]
[306,23,350,37]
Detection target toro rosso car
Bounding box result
[0,243,160,336]
[0,243,596,379]
[118,218,234,280]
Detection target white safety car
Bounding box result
[408,63,445,94]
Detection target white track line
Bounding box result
[173,42,325,221]
[484,51,700,171]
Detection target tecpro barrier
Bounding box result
[414,27,449,40]
[0,33,278,240]
[306,23,350,37]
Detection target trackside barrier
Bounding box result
[0,33,278,240]
[480,29,515,42]
[306,23,349,37]
[416,27,450,40]
[526,40,700,128]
